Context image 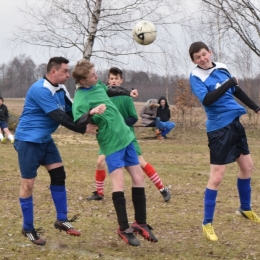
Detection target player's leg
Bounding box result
[236,154,253,210]
[3,126,14,143]
[139,155,171,202]
[13,140,46,245]
[134,134,170,201]
[133,137,170,201]
[202,164,225,241]
[0,122,7,143]
[87,154,106,200]
[124,142,158,243]
[202,125,233,241]
[43,140,80,237]
[106,148,140,246]
[0,126,4,143]
[235,124,260,222]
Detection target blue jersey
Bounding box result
[189,62,246,132]
[15,77,73,143]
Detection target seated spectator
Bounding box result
[0,96,14,144]
[156,96,175,139]
[139,99,160,127]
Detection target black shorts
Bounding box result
[207,118,249,165]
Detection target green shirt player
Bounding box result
[87,67,171,203]
[72,59,158,247]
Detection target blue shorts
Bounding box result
[13,139,62,178]
[98,138,142,156]
[207,118,249,165]
[0,121,8,130]
[105,142,139,173]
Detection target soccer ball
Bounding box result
[132,20,157,45]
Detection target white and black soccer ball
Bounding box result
[132,20,157,45]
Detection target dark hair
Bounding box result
[0,96,3,102]
[108,67,123,79]
[189,42,209,60]
[47,57,69,73]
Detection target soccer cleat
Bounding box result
[157,135,164,140]
[236,208,260,223]
[87,191,104,201]
[22,227,46,245]
[131,221,158,242]
[202,223,218,241]
[11,139,14,144]
[1,137,7,144]
[54,215,81,236]
[117,227,140,246]
[160,187,171,202]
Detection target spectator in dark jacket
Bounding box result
[0,96,14,144]
[156,96,175,139]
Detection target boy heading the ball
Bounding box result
[72,59,158,246]
[189,41,260,241]
[87,67,171,203]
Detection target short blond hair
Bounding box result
[72,59,95,84]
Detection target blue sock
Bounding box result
[203,188,218,225]
[50,185,68,221]
[237,178,251,211]
[19,196,34,231]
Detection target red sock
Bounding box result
[95,170,106,196]
[142,163,164,190]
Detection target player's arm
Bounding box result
[124,98,138,126]
[107,86,130,96]
[47,109,86,133]
[202,77,237,106]
[74,111,93,128]
[107,86,139,98]
[233,86,260,113]
[75,104,106,128]
[125,117,138,126]
[65,111,74,119]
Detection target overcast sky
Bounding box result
[0,0,65,65]
[1,1,32,63]
[0,0,195,74]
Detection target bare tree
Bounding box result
[201,0,260,58]
[4,55,36,97]
[0,64,8,96]
[11,0,183,67]
[173,78,201,128]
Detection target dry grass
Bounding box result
[2,99,260,259]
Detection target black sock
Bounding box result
[112,191,129,231]
[132,187,146,224]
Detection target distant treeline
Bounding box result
[0,55,259,105]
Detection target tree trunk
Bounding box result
[83,0,102,60]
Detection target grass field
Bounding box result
[2,99,260,259]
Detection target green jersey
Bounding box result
[109,95,142,155]
[72,81,134,156]
[110,95,137,133]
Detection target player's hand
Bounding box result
[90,104,106,115]
[130,89,138,98]
[86,123,99,134]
